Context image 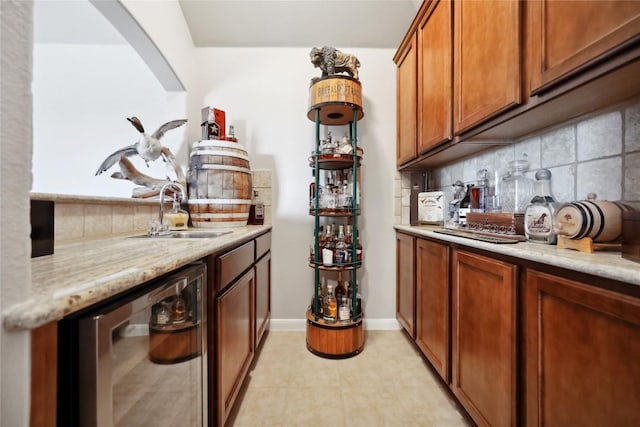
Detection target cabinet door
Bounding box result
[527,0,640,94]
[396,33,418,166]
[525,270,640,427]
[255,252,271,349]
[217,269,255,427]
[31,322,57,427]
[454,0,522,134]
[417,0,453,154]
[396,232,416,338]
[452,250,517,427]
[416,238,450,382]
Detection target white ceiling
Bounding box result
[35,0,419,49]
[178,0,420,48]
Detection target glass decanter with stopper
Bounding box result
[501,158,534,213]
[524,169,559,244]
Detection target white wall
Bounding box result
[32,42,188,197]
[192,47,399,322]
[1,1,34,425]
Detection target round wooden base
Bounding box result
[305,310,365,359]
[307,76,364,125]
[148,321,201,364]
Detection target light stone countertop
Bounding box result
[3,225,271,330]
[395,225,640,287]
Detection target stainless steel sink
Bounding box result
[130,230,233,239]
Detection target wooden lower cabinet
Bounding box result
[31,322,57,427]
[452,250,518,427]
[255,251,271,349]
[216,268,255,427]
[396,232,416,338]
[524,270,640,427]
[416,238,450,382]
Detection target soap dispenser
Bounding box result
[164,197,189,230]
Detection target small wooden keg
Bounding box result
[187,140,252,228]
[553,197,634,243]
[307,76,364,125]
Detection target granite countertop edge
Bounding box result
[394,225,640,287]
[3,225,271,331]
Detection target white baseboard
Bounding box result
[269,318,401,332]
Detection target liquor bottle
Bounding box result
[323,285,337,322]
[339,299,350,323]
[171,294,187,323]
[224,125,238,142]
[312,282,324,317]
[309,170,316,210]
[156,301,171,325]
[355,230,363,263]
[322,224,334,266]
[334,225,348,265]
[248,190,264,225]
[458,184,473,226]
[524,169,559,244]
[335,272,346,306]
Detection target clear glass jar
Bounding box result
[501,158,533,213]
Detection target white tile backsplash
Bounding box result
[541,126,576,167]
[398,98,640,224]
[577,157,622,201]
[624,151,640,200]
[576,111,622,161]
[625,103,640,153]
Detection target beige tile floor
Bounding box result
[227,330,472,427]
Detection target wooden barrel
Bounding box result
[307,76,364,125]
[553,198,634,242]
[305,309,364,359]
[187,140,252,228]
[148,321,201,364]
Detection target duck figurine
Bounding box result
[95,116,187,175]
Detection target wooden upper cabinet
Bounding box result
[396,232,416,338]
[395,33,418,166]
[527,0,640,94]
[525,270,640,427]
[416,238,450,383]
[454,0,522,134]
[418,0,453,154]
[452,250,518,427]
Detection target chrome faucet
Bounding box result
[158,182,187,230]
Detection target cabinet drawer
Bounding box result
[217,240,255,291]
[255,231,271,260]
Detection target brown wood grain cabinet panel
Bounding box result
[454,0,522,133]
[396,232,416,338]
[255,251,271,349]
[396,33,418,166]
[31,322,57,427]
[452,250,517,427]
[217,240,254,291]
[418,0,453,154]
[255,231,271,261]
[528,0,640,94]
[416,238,450,382]
[525,270,640,427]
[216,269,255,427]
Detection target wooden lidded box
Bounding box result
[466,212,525,235]
[622,211,640,263]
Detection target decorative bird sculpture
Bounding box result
[95,116,187,175]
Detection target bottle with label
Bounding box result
[323,284,337,323]
[248,190,265,225]
[322,224,334,266]
[155,301,171,325]
[224,125,238,142]
[334,225,348,265]
[171,294,187,323]
[335,271,346,306]
[524,169,559,244]
[458,184,473,226]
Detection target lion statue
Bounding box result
[310,46,360,80]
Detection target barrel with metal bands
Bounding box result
[187,140,252,228]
